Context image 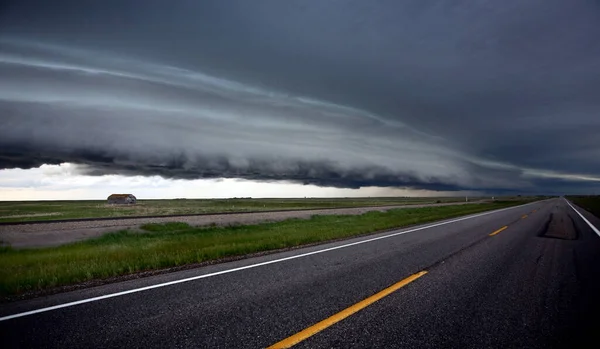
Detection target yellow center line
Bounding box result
[522,214,528,219]
[267,271,428,349]
[489,226,508,236]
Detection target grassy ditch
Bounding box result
[0,200,531,298]
[568,196,600,217]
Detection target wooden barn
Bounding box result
[107,194,137,205]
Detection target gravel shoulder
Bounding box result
[0,202,480,248]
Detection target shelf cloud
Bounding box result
[1,0,599,195]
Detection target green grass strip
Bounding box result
[568,196,600,218]
[0,201,529,297]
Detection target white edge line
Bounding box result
[0,200,541,322]
[564,199,600,237]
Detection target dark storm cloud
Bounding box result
[1,0,599,193]
[0,145,467,191]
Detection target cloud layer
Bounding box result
[1,0,600,194]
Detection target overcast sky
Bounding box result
[1,0,600,200]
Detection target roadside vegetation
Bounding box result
[0,200,533,298]
[568,195,600,217]
[0,197,469,223]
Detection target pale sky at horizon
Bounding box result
[0,164,476,201]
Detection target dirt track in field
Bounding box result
[0,201,480,248]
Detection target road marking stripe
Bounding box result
[0,201,540,322]
[565,200,600,237]
[521,214,528,219]
[489,226,508,236]
[267,271,428,349]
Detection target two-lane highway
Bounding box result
[2,198,600,348]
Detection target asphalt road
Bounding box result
[1,198,599,348]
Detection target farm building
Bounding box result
[107,194,137,204]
